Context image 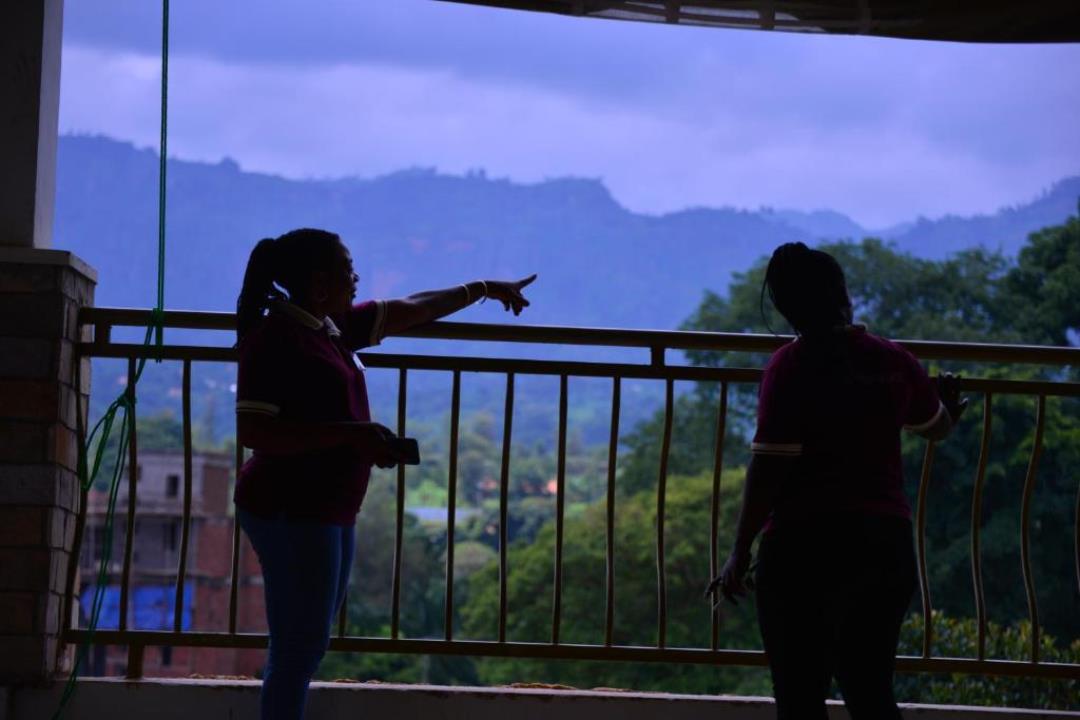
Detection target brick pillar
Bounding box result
[0,248,96,685]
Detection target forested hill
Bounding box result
[56,134,1079,331]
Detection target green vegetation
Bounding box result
[896,613,1080,707]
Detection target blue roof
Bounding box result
[80,583,193,631]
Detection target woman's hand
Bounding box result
[484,274,537,316]
[351,422,402,469]
[936,372,969,423]
[705,549,753,608]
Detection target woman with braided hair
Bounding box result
[234,228,535,719]
[706,242,967,719]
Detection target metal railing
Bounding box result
[64,307,1080,681]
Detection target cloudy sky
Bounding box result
[59,0,1080,228]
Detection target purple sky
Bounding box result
[58,0,1080,228]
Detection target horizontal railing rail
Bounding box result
[66,307,1080,683]
[81,307,1080,365]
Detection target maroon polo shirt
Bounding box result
[751,326,943,530]
[234,298,388,526]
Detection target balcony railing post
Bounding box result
[173,359,194,633]
[498,373,515,644]
[119,357,139,632]
[1020,395,1046,664]
[552,375,568,645]
[125,643,144,679]
[445,371,461,641]
[391,368,408,640]
[970,392,992,660]
[604,376,621,647]
[228,441,243,634]
[709,382,728,651]
[656,378,674,649]
[915,439,936,659]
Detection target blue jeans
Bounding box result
[238,508,355,720]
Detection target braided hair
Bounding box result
[761,242,853,337]
[236,228,342,342]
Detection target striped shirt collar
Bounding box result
[270,299,341,337]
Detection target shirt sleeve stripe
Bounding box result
[370,299,387,347]
[750,442,803,456]
[236,400,281,417]
[904,400,945,433]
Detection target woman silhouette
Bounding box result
[706,242,966,720]
[234,228,535,720]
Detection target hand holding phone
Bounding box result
[388,437,421,466]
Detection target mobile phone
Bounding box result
[388,437,421,465]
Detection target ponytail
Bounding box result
[235,228,344,343]
[236,237,281,343]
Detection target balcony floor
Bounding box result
[6,678,1079,720]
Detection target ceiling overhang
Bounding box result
[437,1,1080,43]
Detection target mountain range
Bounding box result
[57,134,1079,442]
[56,134,1080,335]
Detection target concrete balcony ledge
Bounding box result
[5,678,1079,720]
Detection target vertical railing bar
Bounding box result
[498,373,515,644]
[228,440,243,634]
[337,587,348,638]
[444,370,461,641]
[655,378,674,649]
[709,382,728,651]
[173,360,194,632]
[93,321,111,347]
[915,439,936,659]
[63,483,90,638]
[390,368,408,640]
[604,376,621,647]
[970,392,992,660]
[119,357,138,632]
[1075,479,1080,602]
[1020,394,1046,664]
[62,354,91,643]
[125,643,144,680]
[552,374,568,645]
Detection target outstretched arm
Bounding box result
[382,274,537,335]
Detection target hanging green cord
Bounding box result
[154,0,169,353]
[52,1,170,717]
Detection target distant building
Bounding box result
[79,451,265,678]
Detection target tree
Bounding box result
[1003,213,1080,347]
[461,469,772,695]
[624,226,1080,642]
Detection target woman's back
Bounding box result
[754,326,941,527]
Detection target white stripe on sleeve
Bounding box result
[750,441,803,456]
[236,400,281,417]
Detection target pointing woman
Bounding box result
[234,227,535,720]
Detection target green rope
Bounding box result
[155,0,169,352]
[52,1,170,716]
